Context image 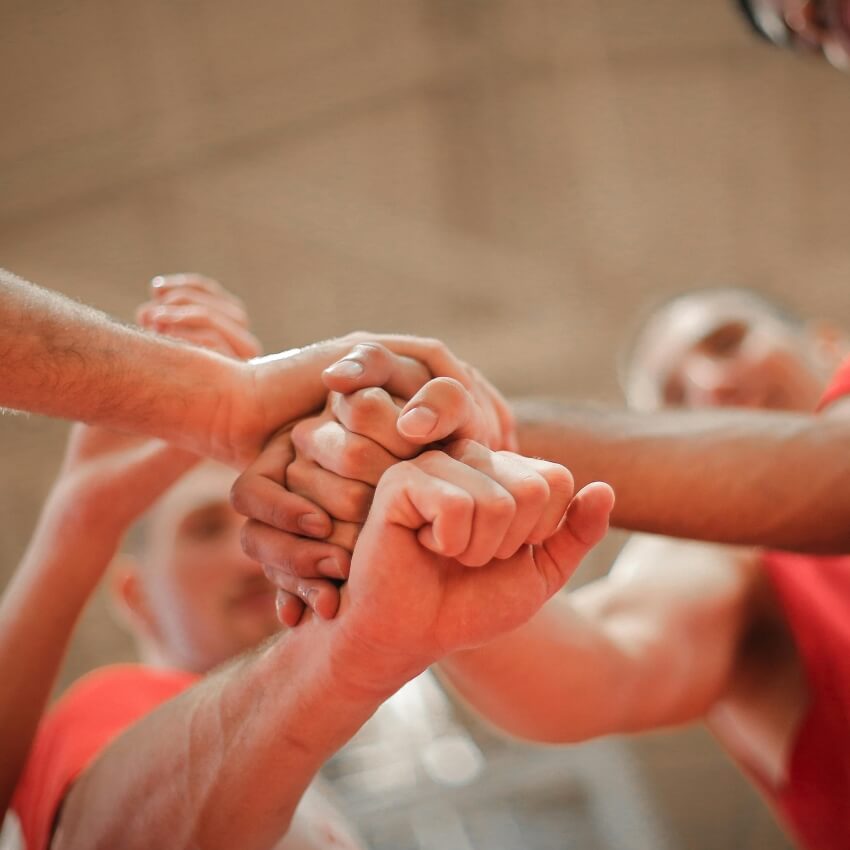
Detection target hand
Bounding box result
[230,345,515,580]
[324,442,614,695]
[44,274,260,546]
[235,372,523,623]
[221,336,516,469]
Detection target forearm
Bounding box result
[439,596,650,744]
[515,399,850,552]
[0,518,122,815]
[0,270,242,458]
[54,617,391,850]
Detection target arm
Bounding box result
[0,269,242,455]
[515,398,850,553]
[439,535,759,742]
[54,444,611,850]
[52,622,381,850]
[0,268,502,466]
[0,276,258,817]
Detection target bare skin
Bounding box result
[0,275,257,818]
[246,292,846,803]
[52,444,611,850]
[0,268,508,469]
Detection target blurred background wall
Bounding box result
[3,0,849,847]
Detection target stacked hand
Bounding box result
[231,348,613,688]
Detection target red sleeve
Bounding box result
[11,664,198,850]
[818,356,850,410]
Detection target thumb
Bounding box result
[533,482,615,596]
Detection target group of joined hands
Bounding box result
[62,272,613,700]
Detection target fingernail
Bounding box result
[298,513,330,538]
[318,557,345,579]
[297,584,318,603]
[262,562,287,583]
[325,359,364,379]
[151,276,167,289]
[398,405,438,438]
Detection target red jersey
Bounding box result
[11,664,364,850]
[12,665,197,850]
[758,357,850,849]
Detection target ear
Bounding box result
[806,320,849,372]
[108,553,160,640]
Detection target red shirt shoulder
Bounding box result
[818,356,850,409]
[12,664,198,850]
[760,552,850,850]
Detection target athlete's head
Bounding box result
[621,286,846,412]
[737,0,850,70]
[112,462,280,673]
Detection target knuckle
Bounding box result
[514,473,549,507]
[486,492,517,524]
[336,439,372,478]
[443,490,474,523]
[239,521,262,559]
[229,478,252,515]
[290,418,320,456]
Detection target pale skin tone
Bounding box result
[247,291,846,796]
[51,444,612,850]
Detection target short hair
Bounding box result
[617,285,804,399]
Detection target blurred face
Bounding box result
[626,293,827,413]
[747,0,850,69]
[138,463,280,673]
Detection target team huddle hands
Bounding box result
[231,341,614,686]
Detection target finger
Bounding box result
[286,455,374,524]
[142,288,248,324]
[140,304,261,360]
[322,342,433,399]
[265,568,341,621]
[151,273,244,309]
[240,521,351,579]
[365,335,474,391]
[231,434,333,537]
[375,460,474,558]
[534,482,615,596]
[291,417,396,487]
[412,450,518,567]
[510,456,574,545]
[444,442,562,559]
[468,366,517,451]
[275,589,306,628]
[140,326,236,357]
[323,519,360,553]
[397,378,483,444]
[230,469,333,539]
[330,388,418,459]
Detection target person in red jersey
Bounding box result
[257,288,850,850]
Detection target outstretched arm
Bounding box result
[0,268,504,467]
[515,398,850,553]
[439,535,759,743]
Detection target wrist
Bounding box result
[322,614,432,702]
